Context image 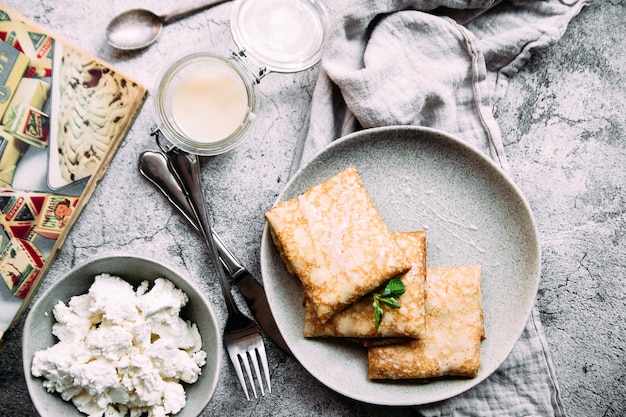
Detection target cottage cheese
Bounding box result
[31,274,207,417]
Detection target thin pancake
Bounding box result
[265,166,411,323]
[304,231,427,339]
[368,265,484,379]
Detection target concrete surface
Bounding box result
[0,1,624,416]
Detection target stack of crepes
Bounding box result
[265,165,484,380]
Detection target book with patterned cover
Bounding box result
[0,4,148,340]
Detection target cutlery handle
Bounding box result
[211,233,248,278]
[139,150,291,354]
[161,0,230,24]
[167,151,241,316]
[139,151,198,228]
[139,150,246,277]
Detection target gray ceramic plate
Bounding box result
[260,126,540,406]
[23,255,222,417]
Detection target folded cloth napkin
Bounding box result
[290,1,590,415]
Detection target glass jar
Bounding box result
[153,0,329,156]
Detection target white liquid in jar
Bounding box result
[171,64,248,143]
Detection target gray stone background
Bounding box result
[0,1,624,416]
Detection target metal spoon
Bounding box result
[105,0,230,50]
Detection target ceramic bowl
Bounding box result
[23,254,222,417]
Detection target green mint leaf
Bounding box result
[373,297,383,330]
[372,278,406,329]
[385,278,406,298]
[379,296,401,309]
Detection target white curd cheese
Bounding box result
[31,274,207,417]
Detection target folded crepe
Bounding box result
[368,265,484,380]
[304,231,427,339]
[264,166,411,323]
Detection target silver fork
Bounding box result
[167,150,271,400]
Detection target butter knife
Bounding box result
[138,150,291,355]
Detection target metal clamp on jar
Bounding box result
[151,0,329,156]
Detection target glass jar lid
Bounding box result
[230,0,329,73]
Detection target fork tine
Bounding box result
[249,349,265,396]
[257,344,271,394]
[228,350,251,400]
[240,351,258,399]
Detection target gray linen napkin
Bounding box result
[290,1,590,415]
